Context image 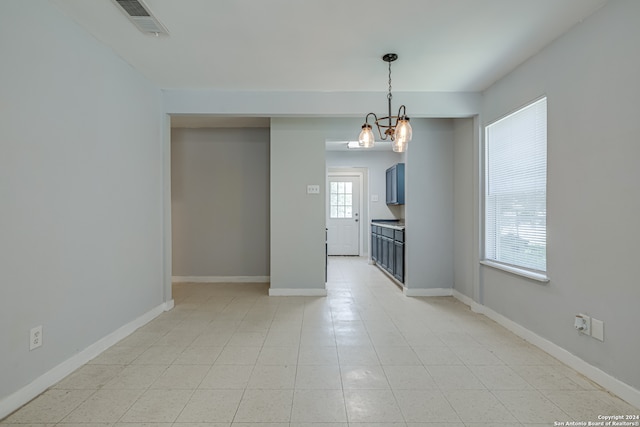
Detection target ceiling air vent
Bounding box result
[112,0,169,36]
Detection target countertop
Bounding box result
[371,220,405,230]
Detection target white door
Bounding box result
[327,176,360,255]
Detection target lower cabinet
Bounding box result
[371,224,404,284]
[394,240,404,282]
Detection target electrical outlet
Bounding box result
[306,184,320,194]
[30,325,42,350]
[575,314,591,336]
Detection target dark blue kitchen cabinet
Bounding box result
[386,163,405,205]
[370,223,404,284]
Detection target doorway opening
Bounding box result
[326,170,366,257]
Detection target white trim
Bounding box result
[480,260,550,283]
[268,288,327,296]
[452,291,640,409]
[403,287,453,297]
[452,289,476,308]
[0,302,166,420]
[163,299,175,311]
[172,276,270,283]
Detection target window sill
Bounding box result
[480,260,550,283]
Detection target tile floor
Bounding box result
[2,256,638,426]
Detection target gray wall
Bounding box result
[0,0,164,401]
[171,128,270,277]
[453,118,475,298]
[478,0,640,390]
[270,118,327,290]
[405,119,454,290]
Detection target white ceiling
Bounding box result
[52,0,607,93]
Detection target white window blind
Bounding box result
[485,97,547,272]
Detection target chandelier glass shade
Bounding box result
[358,53,413,152]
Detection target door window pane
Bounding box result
[329,180,354,219]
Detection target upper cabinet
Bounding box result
[386,163,405,205]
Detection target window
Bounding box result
[330,181,353,219]
[484,97,547,273]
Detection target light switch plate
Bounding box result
[371,194,379,202]
[307,184,320,194]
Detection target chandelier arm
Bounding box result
[397,104,407,118]
[365,112,378,124]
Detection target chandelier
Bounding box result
[358,53,413,152]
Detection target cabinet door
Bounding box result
[394,241,404,283]
[371,231,378,261]
[385,166,396,204]
[386,237,395,274]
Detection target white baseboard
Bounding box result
[451,290,640,409]
[0,301,168,420]
[172,276,270,283]
[164,299,175,311]
[268,288,327,297]
[404,287,454,297]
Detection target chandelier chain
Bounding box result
[387,59,392,101]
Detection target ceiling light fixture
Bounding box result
[359,53,412,152]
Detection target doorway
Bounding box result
[327,174,362,255]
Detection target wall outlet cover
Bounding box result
[591,318,604,341]
[30,325,42,350]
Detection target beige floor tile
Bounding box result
[133,345,185,365]
[442,390,518,423]
[190,331,233,347]
[227,331,267,347]
[87,345,147,365]
[511,365,583,390]
[61,389,142,423]
[393,389,462,423]
[298,346,339,365]
[173,346,223,365]
[256,346,299,365]
[103,364,168,389]
[120,389,192,423]
[341,365,390,389]
[3,389,94,424]
[198,364,253,389]
[337,345,380,365]
[383,365,436,390]
[469,365,533,390]
[449,345,504,365]
[233,389,294,422]
[544,390,627,420]
[53,364,124,389]
[175,389,243,423]
[149,364,210,389]
[493,390,569,423]
[291,389,347,422]
[214,346,261,365]
[295,365,342,389]
[290,423,348,427]
[374,346,422,366]
[412,346,463,366]
[344,389,404,422]
[426,365,486,390]
[263,330,302,347]
[246,364,296,389]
